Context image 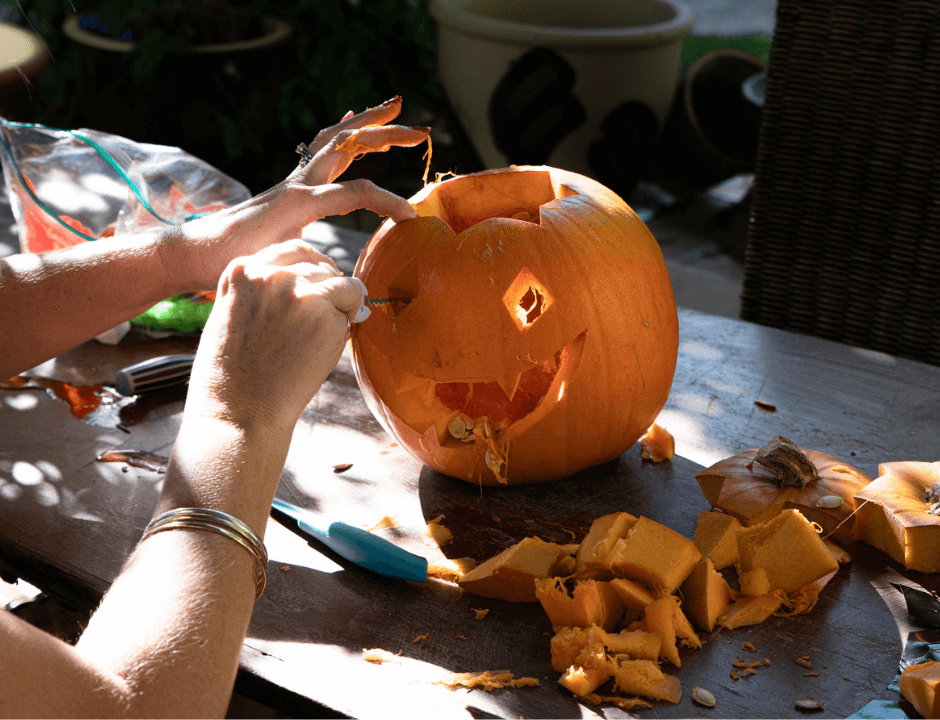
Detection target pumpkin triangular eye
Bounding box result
[504,268,552,330]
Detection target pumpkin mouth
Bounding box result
[373,330,586,460]
[433,331,584,444]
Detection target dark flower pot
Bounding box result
[62,14,294,193]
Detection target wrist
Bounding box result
[158,413,292,536]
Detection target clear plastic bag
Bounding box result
[0,118,252,336]
[0,118,251,253]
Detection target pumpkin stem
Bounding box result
[749,436,818,488]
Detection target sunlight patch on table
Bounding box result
[680,340,724,360]
[656,407,735,468]
[3,392,39,410]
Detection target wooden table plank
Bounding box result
[1,221,938,718]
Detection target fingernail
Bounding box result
[342,110,354,120]
[380,95,402,107]
[411,125,432,133]
[353,304,371,323]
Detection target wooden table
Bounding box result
[2,221,939,719]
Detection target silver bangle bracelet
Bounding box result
[141,508,268,598]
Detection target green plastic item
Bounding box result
[132,295,214,333]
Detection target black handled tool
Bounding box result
[115,354,195,396]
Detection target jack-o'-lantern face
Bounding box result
[352,166,678,486]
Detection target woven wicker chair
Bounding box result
[741,0,940,366]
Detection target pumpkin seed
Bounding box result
[483,419,492,438]
[460,414,475,431]
[794,699,824,710]
[692,687,716,707]
[816,495,843,509]
[448,415,467,439]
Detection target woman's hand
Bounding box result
[185,239,364,436]
[160,96,429,294]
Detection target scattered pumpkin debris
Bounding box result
[754,400,777,412]
[364,516,399,532]
[280,565,290,573]
[741,641,757,653]
[640,422,675,462]
[582,693,650,710]
[804,672,819,677]
[473,608,490,620]
[362,648,402,664]
[426,556,476,583]
[456,633,470,641]
[333,462,353,473]
[435,670,539,692]
[412,633,429,643]
[425,515,453,546]
[796,657,814,670]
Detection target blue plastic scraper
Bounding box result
[270,497,428,583]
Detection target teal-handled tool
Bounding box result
[270,497,428,583]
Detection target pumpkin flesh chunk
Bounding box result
[536,578,624,631]
[899,660,940,719]
[680,558,736,632]
[608,658,682,704]
[458,536,573,602]
[605,516,702,596]
[575,512,639,576]
[692,511,742,570]
[735,509,839,593]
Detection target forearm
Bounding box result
[72,415,292,717]
[0,229,183,378]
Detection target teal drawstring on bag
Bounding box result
[0,117,251,334]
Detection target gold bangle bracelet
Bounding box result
[141,508,268,598]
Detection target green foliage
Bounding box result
[3,0,441,158]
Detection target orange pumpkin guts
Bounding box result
[352,166,678,485]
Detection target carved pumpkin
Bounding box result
[694,437,873,544]
[352,166,678,485]
[854,461,940,573]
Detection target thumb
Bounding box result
[302,275,370,323]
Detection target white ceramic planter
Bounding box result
[429,0,693,179]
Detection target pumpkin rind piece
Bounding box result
[735,509,840,593]
[695,445,873,544]
[458,536,574,602]
[899,660,940,719]
[352,165,678,485]
[605,516,702,595]
[854,461,940,573]
[680,558,737,632]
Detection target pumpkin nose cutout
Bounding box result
[504,268,553,330]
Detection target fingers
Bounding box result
[306,96,404,158]
[246,238,338,272]
[296,98,431,186]
[296,179,418,224]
